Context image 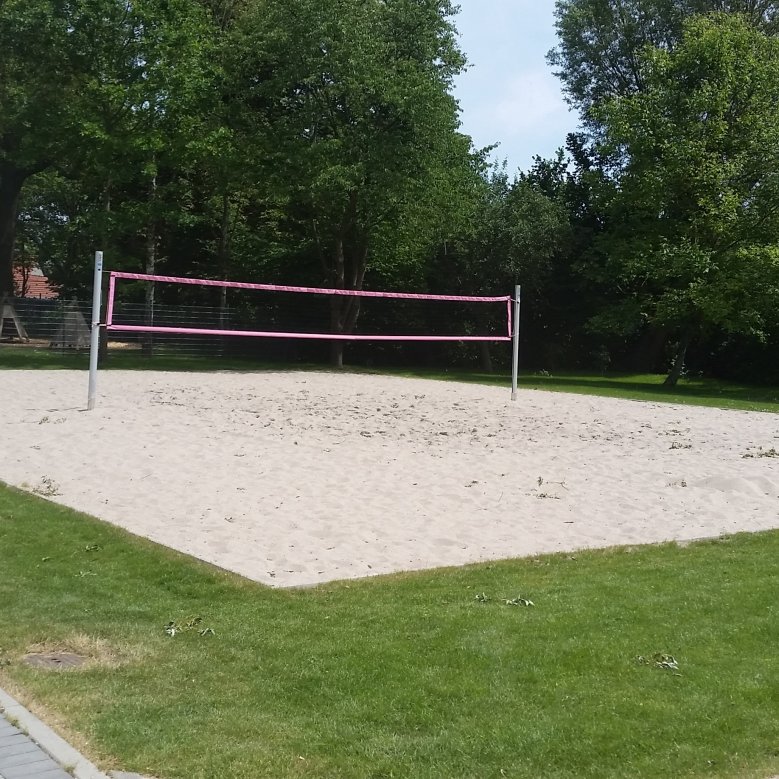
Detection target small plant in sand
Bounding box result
[742,447,779,459]
[537,476,567,489]
[533,476,566,500]
[32,476,61,497]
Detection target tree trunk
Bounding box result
[329,293,347,369]
[478,342,493,372]
[664,329,692,387]
[142,225,158,361]
[217,191,230,354]
[217,190,231,280]
[142,229,157,358]
[16,250,30,297]
[0,166,28,297]
[326,193,368,368]
[329,235,347,367]
[330,338,344,368]
[476,306,494,372]
[142,172,157,358]
[218,285,228,327]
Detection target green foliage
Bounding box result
[593,14,779,349]
[549,0,779,119]
[435,167,569,297]
[7,0,779,381]
[229,0,469,290]
[0,0,217,292]
[0,0,110,293]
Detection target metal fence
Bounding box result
[0,297,238,359]
[1,294,513,369]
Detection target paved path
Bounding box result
[0,715,71,779]
[0,688,112,779]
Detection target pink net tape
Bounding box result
[108,272,510,302]
[107,324,510,342]
[105,272,512,342]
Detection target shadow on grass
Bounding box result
[523,374,779,402]
[393,367,779,411]
[0,347,278,374]
[2,346,778,412]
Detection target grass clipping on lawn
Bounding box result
[0,483,777,779]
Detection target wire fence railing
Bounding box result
[0,297,239,359]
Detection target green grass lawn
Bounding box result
[1,345,778,412]
[1,484,777,779]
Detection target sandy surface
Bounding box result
[1,369,778,587]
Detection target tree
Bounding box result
[0,0,214,301]
[421,163,570,371]
[519,140,613,369]
[231,0,469,366]
[592,14,779,383]
[14,172,97,298]
[0,0,98,296]
[549,0,779,121]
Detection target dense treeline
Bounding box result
[2,0,779,381]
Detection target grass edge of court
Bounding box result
[1,481,778,779]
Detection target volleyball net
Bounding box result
[86,257,520,410]
[104,272,514,342]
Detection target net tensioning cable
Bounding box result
[105,272,514,342]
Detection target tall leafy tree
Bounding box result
[15,172,97,298]
[0,0,102,296]
[0,0,213,299]
[592,14,779,383]
[549,0,779,121]
[519,141,612,369]
[232,0,469,365]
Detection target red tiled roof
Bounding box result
[12,266,59,299]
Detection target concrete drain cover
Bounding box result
[23,652,88,670]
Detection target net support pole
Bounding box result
[511,285,521,401]
[87,250,104,411]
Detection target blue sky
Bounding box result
[452,0,579,174]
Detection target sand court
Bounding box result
[1,369,778,587]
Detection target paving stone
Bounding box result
[0,741,40,759]
[0,735,27,750]
[2,763,71,779]
[0,716,71,779]
[1,751,55,769]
